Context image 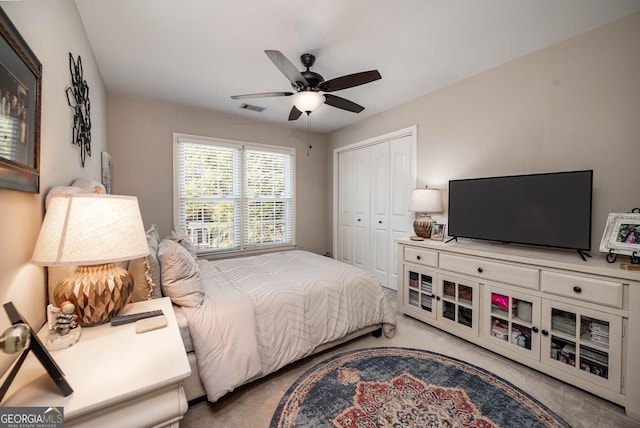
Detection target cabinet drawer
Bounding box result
[404,247,438,267]
[439,253,538,289]
[540,271,623,308]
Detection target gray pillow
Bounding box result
[158,239,204,307]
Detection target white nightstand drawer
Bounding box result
[541,271,623,308]
[439,253,539,289]
[404,247,438,267]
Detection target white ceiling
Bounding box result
[75,0,640,133]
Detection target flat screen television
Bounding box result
[447,170,593,255]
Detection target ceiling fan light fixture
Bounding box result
[293,91,325,113]
[233,51,380,120]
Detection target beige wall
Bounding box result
[0,0,107,373]
[327,12,640,256]
[107,95,329,254]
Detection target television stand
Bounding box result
[396,238,640,421]
[444,236,457,244]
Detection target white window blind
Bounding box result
[175,135,295,253]
[244,147,294,248]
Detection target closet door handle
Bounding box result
[357,218,362,222]
[541,330,549,336]
[477,267,483,273]
[416,255,421,261]
[532,327,539,333]
[378,220,382,224]
[573,286,582,293]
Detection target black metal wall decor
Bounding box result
[66,53,91,167]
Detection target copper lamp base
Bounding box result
[53,263,133,327]
[413,215,436,239]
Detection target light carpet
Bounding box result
[182,289,639,428]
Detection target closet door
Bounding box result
[352,146,371,270]
[337,150,355,264]
[335,127,415,290]
[370,141,390,286]
[387,135,414,290]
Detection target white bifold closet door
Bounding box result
[338,146,370,270]
[337,134,413,290]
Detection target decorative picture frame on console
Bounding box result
[599,212,640,258]
[431,223,445,241]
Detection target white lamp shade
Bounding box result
[292,91,325,113]
[32,194,149,266]
[409,188,443,213]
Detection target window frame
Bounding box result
[173,133,296,255]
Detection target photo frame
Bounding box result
[0,7,42,193]
[599,213,640,257]
[431,223,445,241]
[1,302,72,401]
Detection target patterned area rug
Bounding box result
[270,347,570,428]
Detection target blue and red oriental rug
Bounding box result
[270,347,570,428]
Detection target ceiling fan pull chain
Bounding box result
[307,113,312,156]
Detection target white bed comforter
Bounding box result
[181,250,397,402]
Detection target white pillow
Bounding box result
[158,239,203,307]
[71,178,106,194]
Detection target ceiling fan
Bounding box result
[231,50,381,121]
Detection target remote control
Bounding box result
[110,309,163,326]
[135,315,168,333]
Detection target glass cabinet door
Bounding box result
[437,273,479,335]
[483,284,541,358]
[541,299,622,393]
[404,265,437,321]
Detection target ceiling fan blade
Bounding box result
[324,94,365,113]
[265,50,309,89]
[288,105,303,121]
[231,91,293,100]
[318,70,381,92]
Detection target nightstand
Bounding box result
[1,297,191,427]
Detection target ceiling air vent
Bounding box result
[240,103,265,113]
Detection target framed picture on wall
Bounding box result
[0,7,42,193]
[431,223,446,241]
[101,151,112,194]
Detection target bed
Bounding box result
[42,185,396,402]
[141,227,397,402]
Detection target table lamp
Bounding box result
[32,194,149,326]
[409,187,443,240]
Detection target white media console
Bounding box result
[397,238,640,420]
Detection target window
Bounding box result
[174,134,295,253]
